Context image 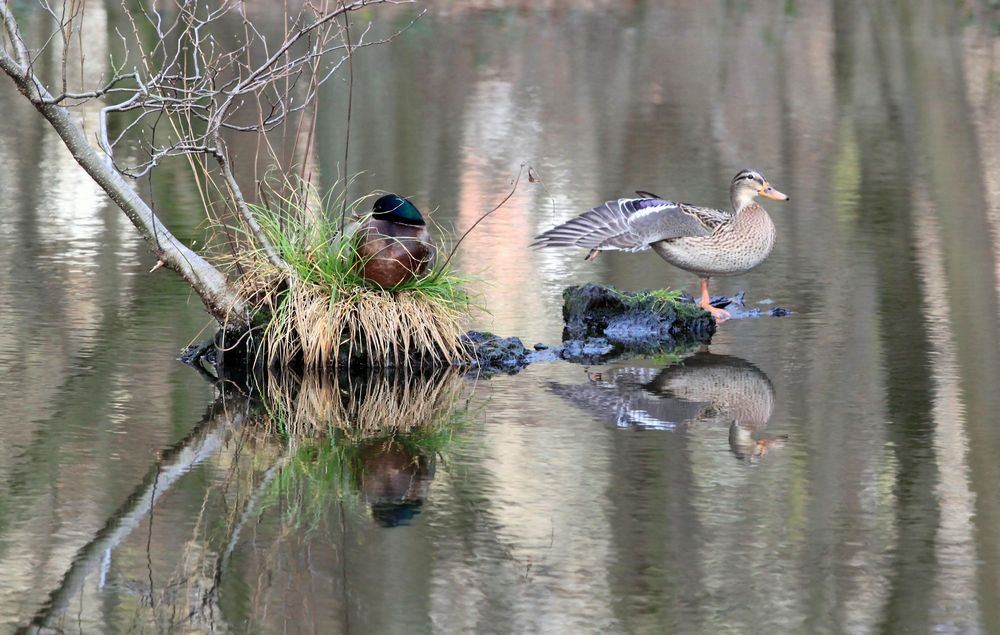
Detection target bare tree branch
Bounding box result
[213,131,287,270]
[1,0,417,327]
[338,1,355,233]
[0,2,30,71]
[0,0,253,326]
[25,396,252,631]
[44,71,139,104]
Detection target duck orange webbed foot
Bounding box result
[700,302,731,323]
[698,278,730,322]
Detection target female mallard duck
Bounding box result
[355,194,435,288]
[532,169,788,321]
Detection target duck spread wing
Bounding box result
[532,198,726,253]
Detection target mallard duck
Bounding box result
[355,194,435,288]
[532,169,788,321]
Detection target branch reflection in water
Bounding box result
[27,367,472,634]
[548,351,784,461]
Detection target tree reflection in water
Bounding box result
[26,367,471,633]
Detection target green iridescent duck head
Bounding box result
[372,194,425,226]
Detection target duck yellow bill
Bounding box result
[760,184,789,201]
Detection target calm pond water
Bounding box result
[2,1,1000,633]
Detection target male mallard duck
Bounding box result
[532,169,788,321]
[355,194,435,288]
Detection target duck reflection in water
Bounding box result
[266,368,463,527]
[549,351,784,461]
[355,440,436,527]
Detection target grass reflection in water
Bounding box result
[257,368,469,530]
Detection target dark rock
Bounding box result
[560,338,615,364]
[680,290,726,308]
[562,283,714,350]
[463,331,532,374]
[683,290,745,309]
[525,348,563,364]
[533,343,549,350]
[179,328,265,393]
[179,339,214,368]
[682,288,793,320]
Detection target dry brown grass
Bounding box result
[261,366,468,438]
[244,273,471,370]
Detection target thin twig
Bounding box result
[338,0,354,234]
[0,0,31,70]
[440,164,527,271]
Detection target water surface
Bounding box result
[2,1,1000,633]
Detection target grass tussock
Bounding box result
[232,186,474,369]
[612,287,705,319]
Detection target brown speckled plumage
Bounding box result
[532,169,788,321]
[653,352,775,427]
[651,202,775,277]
